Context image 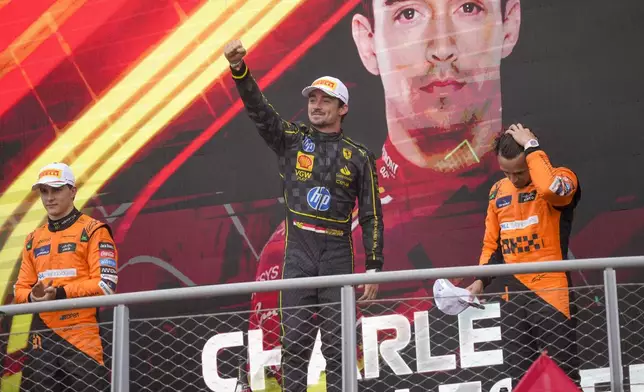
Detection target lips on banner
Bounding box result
[514,352,581,392]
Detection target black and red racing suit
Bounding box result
[232,61,384,392]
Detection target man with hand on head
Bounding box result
[467,124,581,386]
[225,39,384,391]
[14,162,117,392]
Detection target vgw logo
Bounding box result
[307,187,331,211]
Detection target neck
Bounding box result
[48,205,75,221]
[313,123,341,134]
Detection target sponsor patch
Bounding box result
[99,242,115,251]
[519,191,537,203]
[80,229,89,243]
[59,312,79,321]
[34,245,51,258]
[500,216,539,231]
[99,280,114,295]
[296,169,312,181]
[340,166,351,176]
[101,279,117,291]
[502,233,543,255]
[306,187,331,211]
[549,176,574,196]
[101,274,119,284]
[39,169,62,179]
[489,183,500,200]
[58,243,77,254]
[336,179,350,187]
[26,238,33,251]
[99,258,117,268]
[38,268,77,280]
[100,250,115,258]
[101,267,117,275]
[496,195,512,209]
[312,78,337,90]
[343,148,352,160]
[302,137,315,153]
[295,151,314,172]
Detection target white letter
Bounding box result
[439,381,482,392]
[414,311,456,372]
[579,367,610,392]
[308,329,326,386]
[458,303,503,368]
[202,332,243,392]
[490,378,512,391]
[362,314,413,379]
[630,364,644,392]
[248,329,281,391]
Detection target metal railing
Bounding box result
[1,256,643,392]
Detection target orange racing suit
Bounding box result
[478,146,581,385]
[13,208,117,391]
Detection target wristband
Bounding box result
[524,139,539,150]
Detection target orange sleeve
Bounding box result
[526,149,578,207]
[477,186,504,288]
[62,226,118,298]
[13,234,37,303]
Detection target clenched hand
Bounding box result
[224,39,247,70]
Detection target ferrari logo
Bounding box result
[343,148,352,160]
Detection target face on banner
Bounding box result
[352,0,520,171]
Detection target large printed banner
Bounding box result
[1,0,644,389]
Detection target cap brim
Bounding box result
[301,86,347,104]
[32,180,68,191]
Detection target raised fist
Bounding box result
[224,39,247,66]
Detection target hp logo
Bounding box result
[307,187,331,211]
[302,137,315,153]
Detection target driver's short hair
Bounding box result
[493,132,524,159]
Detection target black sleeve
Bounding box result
[477,237,503,288]
[357,150,384,271]
[231,61,301,155]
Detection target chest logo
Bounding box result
[58,243,77,254]
[307,187,331,211]
[343,148,352,160]
[34,245,51,258]
[302,137,315,153]
[519,191,537,203]
[296,152,314,171]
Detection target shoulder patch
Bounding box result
[26,236,33,251]
[489,181,501,200]
[80,229,89,243]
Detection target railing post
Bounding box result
[341,285,358,392]
[604,268,624,392]
[111,304,130,392]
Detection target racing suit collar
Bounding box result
[48,207,81,232]
[309,126,343,141]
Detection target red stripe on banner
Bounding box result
[115,0,361,243]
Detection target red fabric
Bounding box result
[514,352,580,392]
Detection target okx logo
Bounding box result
[307,187,331,211]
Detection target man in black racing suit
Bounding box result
[225,39,384,392]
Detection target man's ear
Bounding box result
[501,0,521,58]
[351,14,380,76]
[340,104,349,117]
